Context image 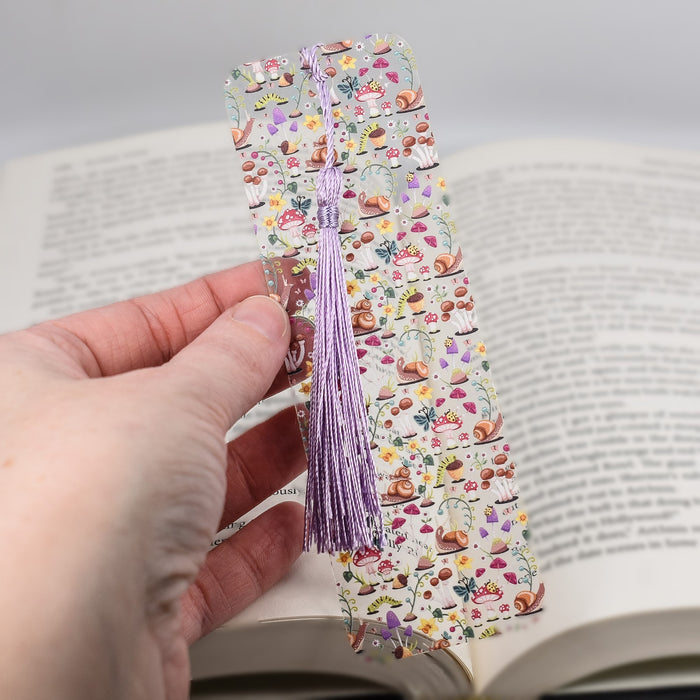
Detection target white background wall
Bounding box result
[1,0,699,164]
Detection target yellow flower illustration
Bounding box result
[268,192,287,212]
[345,139,357,151]
[346,279,361,296]
[476,342,487,356]
[408,440,419,451]
[305,359,313,375]
[304,114,323,131]
[299,381,312,396]
[437,177,446,190]
[379,446,398,464]
[370,273,380,283]
[336,551,352,564]
[262,216,277,230]
[517,511,528,526]
[422,473,434,484]
[333,108,344,119]
[418,618,438,637]
[455,554,473,570]
[415,384,432,400]
[339,54,356,71]
[383,305,395,316]
[448,611,459,622]
[377,218,393,234]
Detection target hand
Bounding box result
[0,262,307,700]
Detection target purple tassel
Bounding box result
[300,45,384,553]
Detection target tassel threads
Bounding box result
[301,45,384,553]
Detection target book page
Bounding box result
[441,140,700,696]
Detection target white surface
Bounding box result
[2,0,700,166]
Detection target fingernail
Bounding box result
[231,295,289,342]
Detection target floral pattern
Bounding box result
[227,34,543,657]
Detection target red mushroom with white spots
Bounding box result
[287,156,300,178]
[264,58,280,80]
[277,208,306,248]
[387,147,400,168]
[356,81,386,118]
[393,244,424,282]
[472,581,504,619]
[352,547,382,583]
[302,222,317,245]
[432,410,463,450]
[354,105,365,123]
[425,312,439,333]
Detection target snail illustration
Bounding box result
[350,299,376,334]
[473,414,504,443]
[396,357,429,384]
[230,118,254,150]
[387,480,415,500]
[391,466,412,480]
[347,621,368,653]
[435,525,470,553]
[396,87,424,112]
[358,192,391,218]
[433,249,464,277]
[514,583,545,615]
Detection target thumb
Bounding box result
[160,295,290,430]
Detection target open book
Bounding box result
[2,124,700,699]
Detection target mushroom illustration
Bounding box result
[472,580,504,619]
[402,134,435,170]
[425,312,439,333]
[267,107,288,141]
[302,223,317,246]
[392,269,403,287]
[284,333,306,374]
[437,568,457,609]
[393,245,424,282]
[243,60,266,84]
[354,105,365,123]
[381,100,392,116]
[324,64,341,105]
[403,502,420,541]
[356,80,386,118]
[352,547,382,585]
[419,265,431,280]
[464,479,479,502]
[241,161,267,208]
[432,410,463,450]
[452,307,475,334]
[387,147,400,168]
[378,558,394,582]
[287,156,300,177]
[277,208,306,248]
[482,458,518,503]
[430,436,442,454]
[264,58,280,80]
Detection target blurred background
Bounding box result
[2,0,700,165]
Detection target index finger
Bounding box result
[31,261,271,378]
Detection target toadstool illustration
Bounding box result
[277,208,306,248]
[393,245,424,282]
[287,156,300,177]
[356,80,386,118]
[432,410,463,450]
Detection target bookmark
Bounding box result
[226,34,544,656]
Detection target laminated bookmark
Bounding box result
[226,34,544,656]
